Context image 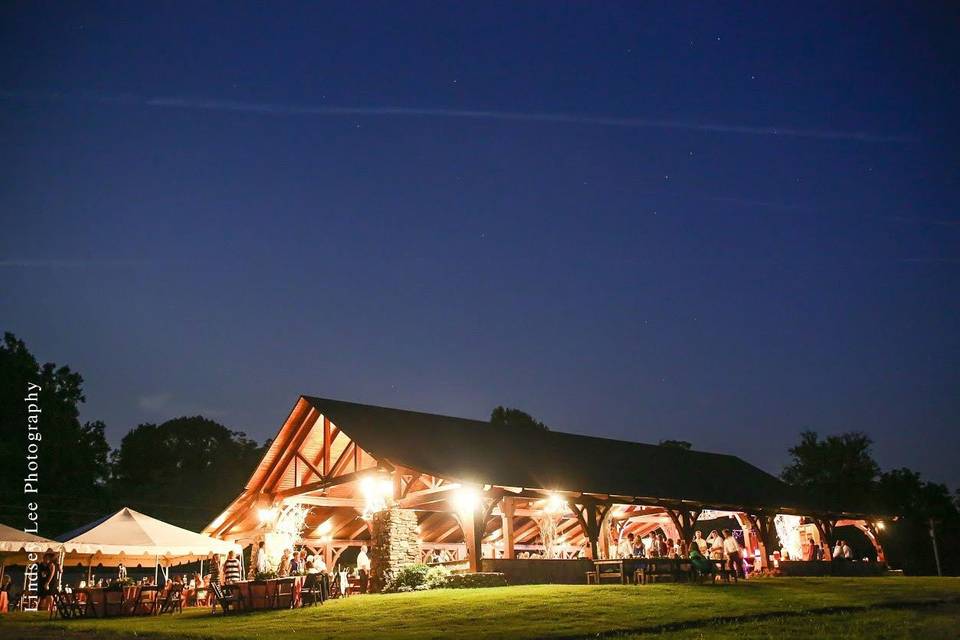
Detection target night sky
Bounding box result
[2,3,958,488]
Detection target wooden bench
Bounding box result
[592,560,626,584]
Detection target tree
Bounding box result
[108,416,268,530]
[658,440,692,450]
[490,406,549,430]
[0,332,112,536]
[781,430,880,509]
[876,468,960,575]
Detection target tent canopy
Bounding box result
[58,507,241,567]
[0,522,61,564]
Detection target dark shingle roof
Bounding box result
[303,396,816,512]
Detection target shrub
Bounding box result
[425,564,452,589]
[443,572,507,589]
[385,563,431,592]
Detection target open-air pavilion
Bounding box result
[205,396,885,582]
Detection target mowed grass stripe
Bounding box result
[1,578,958,640]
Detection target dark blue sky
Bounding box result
[2,2,958,488]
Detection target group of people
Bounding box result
[251,541,372,595]
[796,536,853,562]
[616,529,747,579]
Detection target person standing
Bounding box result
[278,549,291,577]
[832,540,844,560]
[37,553,57,612]
[841,540,853,560]
[722,529,744,579]
[693,530,709,555]
[356,545,371,594]
[708,530,724,561]
[222,551,242,584]
[255,541,270,576]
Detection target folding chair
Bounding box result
[300,573,325,606]
[157,583,184,614]
[211,582,245,614]
[129,585,160,615]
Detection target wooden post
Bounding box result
[501,497,515,560]
[746,513,777,569]
[460,508,482,572]
[812,517,838,561]
[573,502,610,560]
[322,416,332,476]
[665,508,702,555]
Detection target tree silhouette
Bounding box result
[781,430,880,509]
[0,332,111,536]
[109,416,268,531]
[490,406,549,430]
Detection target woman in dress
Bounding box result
[37,553,58,611]
[708,530,724,561]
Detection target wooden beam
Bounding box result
[323,416,332,475]
[501,497,515,559]
[328,441,357,480]
[284,495,365,508]
[263,408,317,492]
[276,470,365,499]
[296,452,325,484]
[397,482,459,504]
[401,473,423,498]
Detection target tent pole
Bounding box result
[199,558,203,579]
[0,558,6,585]
[86,557,92,586]
[154,556,158,585]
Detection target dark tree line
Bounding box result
[781,430,960,575]
[0,332,268,536]
[3,332,957,574]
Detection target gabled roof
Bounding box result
[301,396,811,512]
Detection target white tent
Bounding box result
[0,522,60,556]
[58,507,242,570]
[0,522,62,583]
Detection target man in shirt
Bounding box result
[618,533,636,559]
[841,540,854,560]
[722,529,744,578]
[357,545,371,593]
[693,530,709,555]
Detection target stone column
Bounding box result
[369,507,420,592]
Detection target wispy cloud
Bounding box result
[0,259,147,268]
[898,257,960,264]
[0,89,914,143]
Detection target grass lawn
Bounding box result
[2,578,958,640]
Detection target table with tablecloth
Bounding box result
[77,585,141,617]
[228,576,304,610]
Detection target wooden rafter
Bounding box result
[263,408,318,492]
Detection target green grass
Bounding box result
[2,578,958,640]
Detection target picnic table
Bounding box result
[591,558,732,585]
